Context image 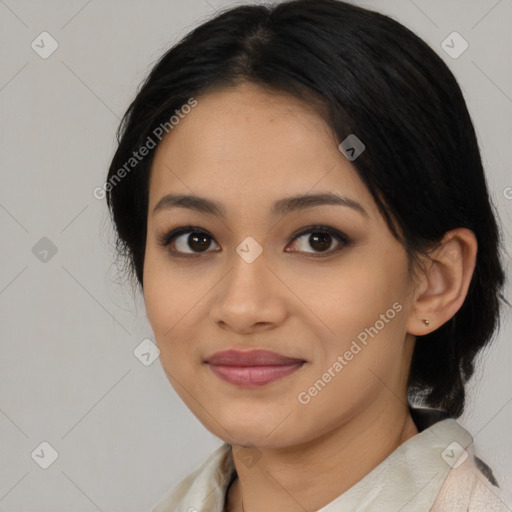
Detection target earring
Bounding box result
[422,319,430,326]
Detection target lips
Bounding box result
[205,349,305,387]
[205,349,305,366]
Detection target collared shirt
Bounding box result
[151,409,510,512]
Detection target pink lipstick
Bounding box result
[205,349,305,387]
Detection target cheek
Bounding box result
[143,252,187,347]
[143,244,188,326]
[294,308,409,438]
[143,253,213,374]
[285,252,409,341]
[285,254,411,405]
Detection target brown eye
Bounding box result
[178,232,212,252]
[286,225,350,256]
[158,226,220,257]
[307,232,333,252]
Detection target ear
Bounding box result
[406,228,477,336]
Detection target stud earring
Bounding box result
[422,319,430,326]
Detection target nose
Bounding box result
[209,246,288,334]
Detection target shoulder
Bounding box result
[408,408,511,512]
[430,446,511,512]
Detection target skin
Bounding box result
[142,82,477,512]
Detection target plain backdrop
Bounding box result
[1,0,511,510]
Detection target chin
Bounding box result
[214,416,307,450]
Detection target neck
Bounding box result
[225,402,419,512]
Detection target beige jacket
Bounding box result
[151,411,510,512]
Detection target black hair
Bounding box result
[105,0,507,417]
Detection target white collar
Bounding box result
[152,413,476,512]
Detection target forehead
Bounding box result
[148,83,375,217]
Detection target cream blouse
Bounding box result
[151,409,510,512]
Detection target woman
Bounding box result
[105,0,509,510]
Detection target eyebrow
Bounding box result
[152,192,369,219]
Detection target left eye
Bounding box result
[286,226,350,256]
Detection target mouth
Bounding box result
[205,349,306,387]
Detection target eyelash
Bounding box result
[157,224,352,259]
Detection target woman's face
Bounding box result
[143,83,419,448]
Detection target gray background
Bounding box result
[1,0,511,510]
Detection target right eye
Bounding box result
[157,225,221,258]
